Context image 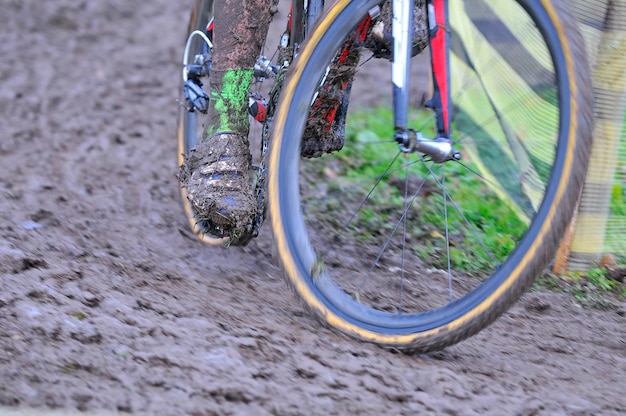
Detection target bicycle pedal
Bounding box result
[183,79,209,113]
[186,64,208,79]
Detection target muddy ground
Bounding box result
[0,1,625,415]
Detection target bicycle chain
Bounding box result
[250,58,288,240]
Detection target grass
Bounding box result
[534,267,626,309]
[607,111,626,261]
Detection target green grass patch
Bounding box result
[534,267,626,309]
[305,106,528,275]
[610,112,626,218]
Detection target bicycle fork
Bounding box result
[392,0,459,162]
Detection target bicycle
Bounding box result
[178,0,593,352]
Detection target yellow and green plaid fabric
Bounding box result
[449,0,625,271]
[568,0,626,269]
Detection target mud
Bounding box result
[369,0,430,59]
[0,1,625,415]
[212,0,278,70]
[301,39,360,158]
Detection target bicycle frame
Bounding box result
[289,0,324,52]
[186,0,457,161]
[180,0,595,352]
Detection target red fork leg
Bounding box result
[428,0,451,137]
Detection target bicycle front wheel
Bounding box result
[269,0,593,352]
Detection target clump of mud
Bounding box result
[301,39,361,158]
[178,134,256,243]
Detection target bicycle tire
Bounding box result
[177,0,227,245]
[269,0,593,352]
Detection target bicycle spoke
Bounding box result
[421,158,500,267]
[399,160,410,313]
[357,168,433,294]
[441,165,454,303]
[344,150,402,227]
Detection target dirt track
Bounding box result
[1,1,625,415]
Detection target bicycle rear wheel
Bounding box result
[177,0,226,245]
[269,0,593,352]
